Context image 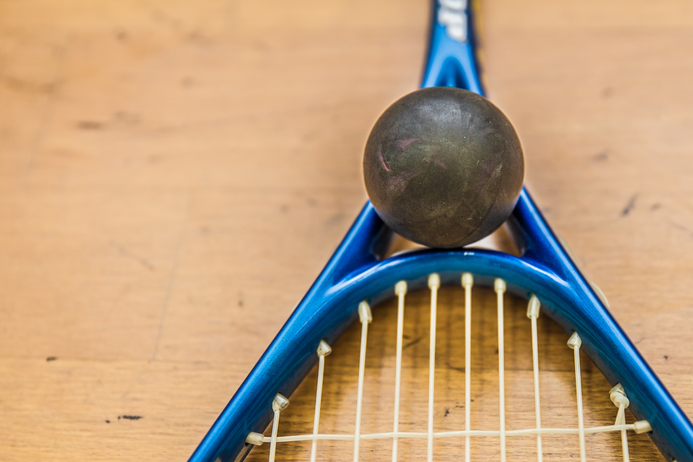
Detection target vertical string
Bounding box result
[310,341,332,462]
[527,296,543,462]
[269,409,281,462]
[461,273,473,462]
[392,281,408,462]
[610,384,631,462]
[427,274,441,462]
[568,332,586,462]
[353,302,372,462]
[495,279,507,462]
[617,405,630,462]
[268,394,290,462]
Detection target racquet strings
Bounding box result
[245,279,662,462]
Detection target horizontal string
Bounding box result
[265,423,637,443]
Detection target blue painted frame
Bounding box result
[188,2,693,461]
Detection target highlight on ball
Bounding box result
[363,87,524,248]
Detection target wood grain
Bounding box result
[0,0,692,461]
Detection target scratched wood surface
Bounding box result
[0,0,692,461]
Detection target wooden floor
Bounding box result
[0,0,692,461]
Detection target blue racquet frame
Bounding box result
[189,2,693,461]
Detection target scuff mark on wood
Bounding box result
[621,194,637,216]
[403,336,423,351]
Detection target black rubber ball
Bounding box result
[363,87,524,248]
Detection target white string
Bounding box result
[268,409,281,462]
[310,341,331,462]
[263,423,641,443]
[427,274,441,462]
[527,296,543,462]
[617,404,630,462]
[611,384,631,462]
[392,281,407,462]
[268,394,289,462]
[353,302,372,462]
[495,279,507,462]
[568,332,586,462]
[461,273,473,462]
[310,358,325,462]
